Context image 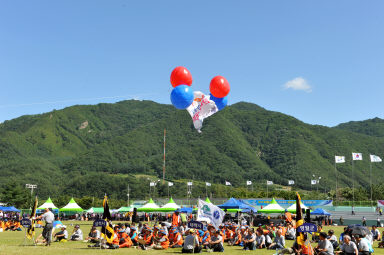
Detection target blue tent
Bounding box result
[218,198,256,211]
[177,207,193,214]
[311,208,331,216]
[241,207,258,213]
[0,206,20,212]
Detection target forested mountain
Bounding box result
[335,117,384,137]
[1,100,384,201]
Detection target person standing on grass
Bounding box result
[36,208,54,246]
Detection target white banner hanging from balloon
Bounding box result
[187,92,218,133]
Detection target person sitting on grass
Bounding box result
[315,232,334,255]
[256,229,266,249]
[340,235,358,255]
[268,229,285,250]
[129,226,139,246]
[149,230,169,250]
[228,228,242,246]
[378,230,384,248]
[202,226,213,247]
[313,225,323,243]
[54,225,68,242]
[354,235,370,255]
[169,228,183,248]
[138,227,153,250]
[208,230,224,252]
[86,226,101,247]
[118,227,133,248]
[371,225,381,241]
[327,230,339,250]
[243,228,256,250]
[182,229,201,253]
[70,225,83,241]
[285,224,296,240]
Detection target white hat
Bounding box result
[62,225,67,229]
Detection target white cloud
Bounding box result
[283,77,312,93]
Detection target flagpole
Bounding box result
[168,184,170,199]
[205,184,207,198]
[127,184,130,207]
[370,161,373,202]
[352,156,354,206]
[163,129,166,184]
[334,160,337,202]
[267,182,269,198]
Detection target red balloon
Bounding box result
[170,66,193,87]
[209,76,230,98]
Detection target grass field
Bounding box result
[1,222,384,255]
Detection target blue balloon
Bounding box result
[170,85,194,109]
[210,94,228,110]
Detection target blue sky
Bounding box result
[0,0,383,126]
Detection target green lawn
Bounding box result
[0,222,384,255]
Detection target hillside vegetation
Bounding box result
[1,100,384,203]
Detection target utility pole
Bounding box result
[26,184,37,210]
[127,184,130,206]
[163,129,166,184]
[26,184,37,196]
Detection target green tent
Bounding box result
[59,198,83,212]
[258,198,285,214]
[287,202,309,213]
[37,197,58,210]
[205,197,212,204]
[86,207,104,213]
[192,198,212,211]
[118,206,133,212]
[159,198,180,212]
[137,198,160,212]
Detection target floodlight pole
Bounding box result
[25,184,37,196]
[127,184,130,207]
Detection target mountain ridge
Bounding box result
[1,100,383,199]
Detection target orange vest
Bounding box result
[280,227,287,236]
[202,230,210,242]
[302,244,313,255]
[234,232,242,244]
[173,232,183,245]
[15,222,21,229]
[285,212,292,223]
[144,233,153,245]
[172,214,180,226]
[130,230,138,242]
[220,231,225,243]
[113,234,119,245]
[161,236,170,249]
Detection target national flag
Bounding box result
[352,153,362,160]
[198,199,225,229]
[246,181,252,186]
[101,195,114,244]
[150,182,155,187]
[206,182,211,187]
[295,192,304,245]
[27,196,38,239]
[225,181,231,186]
[311,180,317,185]
[288,180,295,185]
[267,181,273,185]
[187,182,193,186]
[335,156,345,163]
[168,182,174,187]
[370,155,382,163]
